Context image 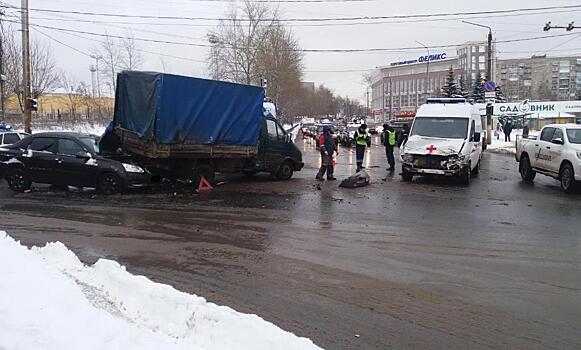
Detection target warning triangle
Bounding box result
[197,176,213,192]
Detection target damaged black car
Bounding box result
[0,132,151,194]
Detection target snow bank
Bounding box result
[33,123,107,136]
[0,232,322,350]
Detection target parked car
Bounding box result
[0,132,151,194]
[516,124,581,193]
[0,131,29,146]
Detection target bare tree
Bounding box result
[59,74,82,119]
[120,31,144,71]
[208,0,304,122]
[30,39,59,99]
[94,34,122,95]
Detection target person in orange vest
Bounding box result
[316,126,337,181]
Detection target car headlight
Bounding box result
[576,151,581,160]
[122,163,145,173]
[402,154,415,162]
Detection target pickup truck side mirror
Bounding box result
[552,138,564,145]
[472,132,481,142]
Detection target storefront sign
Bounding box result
[477,100,581,115]
[390,53,450,67]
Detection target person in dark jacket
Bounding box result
[316,126,337,181]
[398,123,410,147]
[380,124,397,171]
[354,124,371,172]
[503,121,513,142]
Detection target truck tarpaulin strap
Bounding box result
[114,71,265,146]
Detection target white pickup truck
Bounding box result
[515,124,581,193]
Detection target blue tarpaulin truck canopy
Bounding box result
[113,71,265,146]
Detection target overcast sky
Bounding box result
[3,0,581,102]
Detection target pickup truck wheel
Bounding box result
[7,168,32,193]
[519,155,536,183]
[98,172,123,195]
[401,167,413,182]
[193,164,215,187]
[276,161,294,180]
[560,163,576,193]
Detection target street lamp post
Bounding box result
[462,21,494,146]
[415,40,430,101]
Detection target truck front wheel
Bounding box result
[276,161,294,180]
[560,163,577,193]
[519,155,536,183]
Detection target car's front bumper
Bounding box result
[124,172,154,189]
[573,162,581,181]
[295,162,305,171]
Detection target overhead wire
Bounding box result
[1,3,580,23]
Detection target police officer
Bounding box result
[381,123,397,171]
[316,126,337,181]
[354,124,371,172]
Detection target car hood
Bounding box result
[404,135,465,156]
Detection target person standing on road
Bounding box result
[354,124,371,172]
[504,121,513,142]
[399,123,410,147]
[316,126,337,181]
[380,123,397,171]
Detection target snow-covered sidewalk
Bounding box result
[0,232,322,350]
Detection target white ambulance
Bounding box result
[400,98,484,185]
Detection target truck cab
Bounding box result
[401,98,483,184]
[256,116,304,180]
[516,124,581,193]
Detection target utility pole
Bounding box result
[0,9,6,123]
[389,77,393,120]
[463,21,494,145]
[21,0,32,133]
[416,40,430,101]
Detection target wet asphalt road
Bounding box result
[1,135,581,349]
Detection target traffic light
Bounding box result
[567,21,575,31]
[543,22,551,31]
[29,98,38,112]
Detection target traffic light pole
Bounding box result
[21,0,32,133]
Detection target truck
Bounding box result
[400,98,484,185]
[515,123,581,193]
[101,71,304,185]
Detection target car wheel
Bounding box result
[193,163,215,188]
[98,172,123,195]
[519,155,536,183]
[276,161,294,180]
[401,167,413,182]
[472,160,481,176]
[458,164,471,185]
[6,168,32,193]
[560,163,576,193]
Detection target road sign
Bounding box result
[485,91,496,99]
[484,81,497,92]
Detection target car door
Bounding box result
[545,128,565,174]
[56,138,99,187]
[468,119,480,167]
[262,118,286,172]
[26,137,59,183]
[533,127,555,170]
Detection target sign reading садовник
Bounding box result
[477,100,581,115]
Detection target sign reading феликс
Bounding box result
[390,53,449,67]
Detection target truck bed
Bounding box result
[116,128,258,159]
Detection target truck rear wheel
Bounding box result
[519,155,536,183]
[276,161,294,180]
[560,163,576,193]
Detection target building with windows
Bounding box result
[371,41,581,119]
[497,55,581,102]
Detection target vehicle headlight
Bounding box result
[576,151,581,160]
[122,163,145,173]
[403,154,415,162]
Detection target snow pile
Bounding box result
[0,232,323,350]
[33,123,107,136]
